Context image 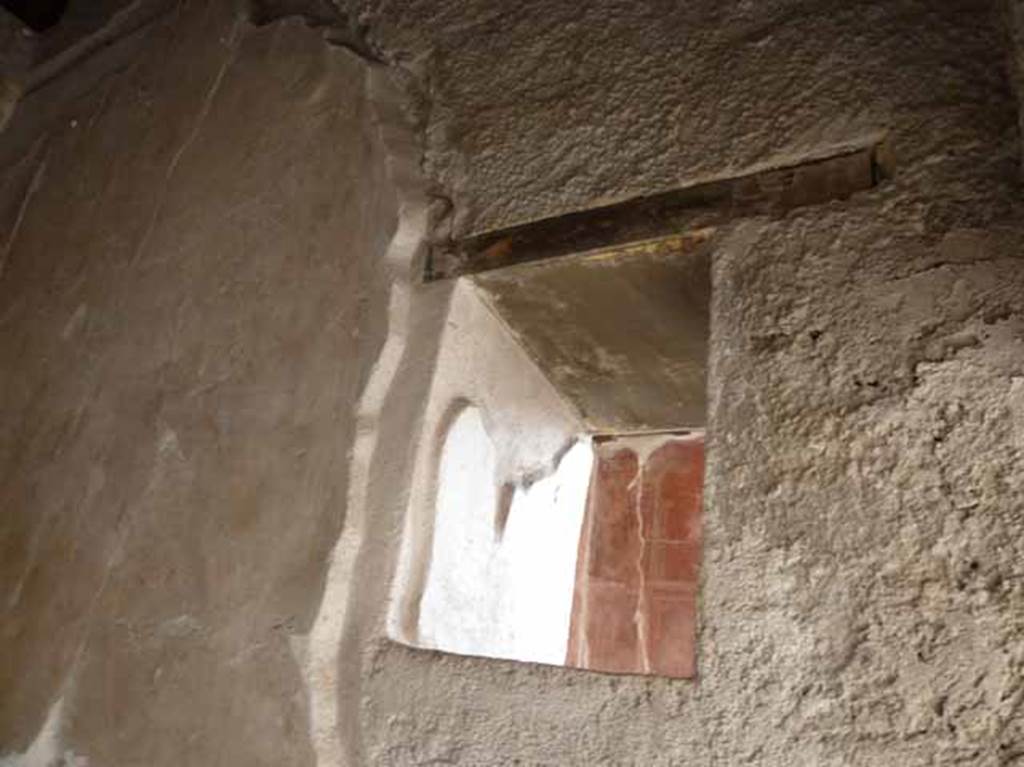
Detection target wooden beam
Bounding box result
[427,142,886,281]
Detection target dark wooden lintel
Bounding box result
[426,142,886,281]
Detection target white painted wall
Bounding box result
[418,406,592,664]
[388,279,589,665]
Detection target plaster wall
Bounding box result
[0,1,1023,766]
[0,4,397,765]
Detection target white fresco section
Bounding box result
[418,406,592,664]
[417,407,506,655]
[388,279,589,665]
[500,439,593,664]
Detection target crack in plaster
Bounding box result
[0,137,48,283]
[130,13,243,269]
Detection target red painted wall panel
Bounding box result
[566,433,703,678]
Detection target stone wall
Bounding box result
[350,1,1024,764]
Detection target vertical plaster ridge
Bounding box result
[298,62,429,767]
[0,696,63,767]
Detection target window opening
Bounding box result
[389,233,709,678]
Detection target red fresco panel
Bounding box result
[565,433,703,678]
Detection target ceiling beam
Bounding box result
[427,140,888,281]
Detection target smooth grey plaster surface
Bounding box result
[1,0,1023,766]
[474,236,710,433]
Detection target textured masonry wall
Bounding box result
[349,1,1024,764]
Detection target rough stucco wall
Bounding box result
[704,205,1024,767]
[355,0,1015,237]
[342,1,1024,765]
[0,4,393,765]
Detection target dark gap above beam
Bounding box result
[427,141,887,281]
[592,428,699,442]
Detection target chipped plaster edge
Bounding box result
[292,60,434,767]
